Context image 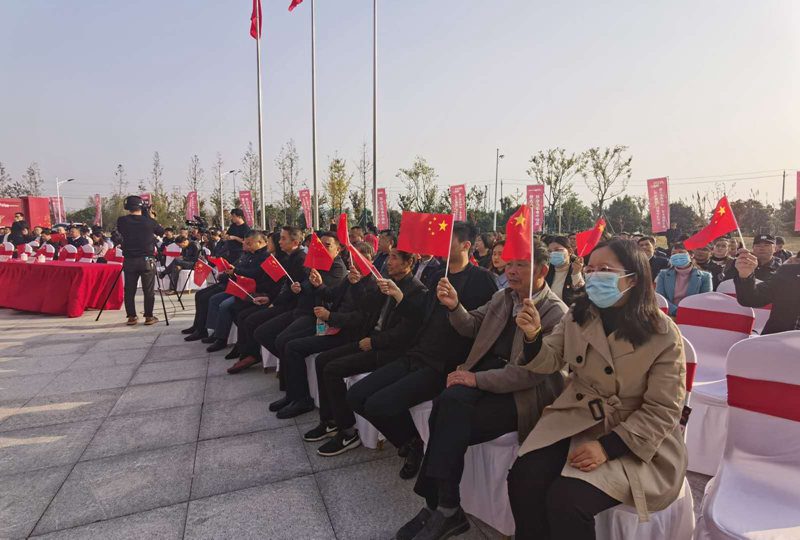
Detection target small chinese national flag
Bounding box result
[337,213,349,247]
[50,233,66,246]
[684,197,738,250]
[502,205,532,261]
[288,0,303,12]
[397,211,454,258]
[208,256,232,272]
[576,218,607,257]
[225,275,256,300]
[261,254,290,282]
[347,244,380,278]
[250,0,262,39]
[193,260,213,287]
[304,233,335,271]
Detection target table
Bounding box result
[0,261,124,318]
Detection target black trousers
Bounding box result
[254,313,315,391]
[283,333,350,402]
[238,305,288,358]
[414,358,517,509]
[191,283,225,330]
[166,257,195,291]
[123,257,156,318]
[347,356,446,448]
[508,439,621,540]
[314,343,377,429]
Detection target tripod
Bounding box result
[96,261,170,325]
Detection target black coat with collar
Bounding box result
[272,248,308,308]
[317,275,380,341]
[293,256,348,317]
[545,261,583,307]
[734,263,800,335]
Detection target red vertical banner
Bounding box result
[93,195,102,226]
[795,172,800,231]
[139,193,151,206]
[647,177,670,233]
[450,185,466,222]
[186,191,199,221]
[527,185,545,232]
[376,188,389,230]
[299,189,312,228]
[239,190,255,226]
[48,197,61,223]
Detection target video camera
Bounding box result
[186,215,209,233]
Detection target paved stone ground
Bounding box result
[0,294,710,539]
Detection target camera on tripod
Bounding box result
[186,215,209,233]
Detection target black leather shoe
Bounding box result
[399,439,424,479]
[184,330,208,342]
[224,345,240,360]
[206,340,227,353]
[413,508,469,540]
[396,507,432,540]
[397,439,414,458]
[268,395,291,412]
[276,398,315,419]
[201,336,217,344]
[181,326,196,335]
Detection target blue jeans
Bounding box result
[206,292,236,340]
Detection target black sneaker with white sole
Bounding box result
[412,507,470,540]
[303,421,338,442]
[317,430,361,456]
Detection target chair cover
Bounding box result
[59,244,78,262]
[16,243,33,262]
[34,243,56,262]
[716,279,771,335]
[260,347,279,370]
[677,292,754,475]
[158,269,200,292]
[695,331,800,540]
[78,244,95,262]
[345,373,385,449]
[306,354,321,408]
[0,241,13,261]
[595,336,697,540]
[656,293,669,314]
[105,248,124,265]
[227,323,238,344]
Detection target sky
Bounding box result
[1,0,798,212]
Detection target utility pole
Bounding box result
[781,170,786,207]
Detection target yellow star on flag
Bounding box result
[718,206,726,216]
[438,221,448,232]
[598,224,605,232]
[514,215,526,227]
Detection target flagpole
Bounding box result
[256,1,266,230]
[529,204,535,298]
[311,0,320,230]
[372,0,378,230]
[444,214,454,279]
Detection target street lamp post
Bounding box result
[493,149,505,231]
[55,177,75,223]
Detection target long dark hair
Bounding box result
[572,238,662,346]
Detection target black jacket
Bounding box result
[649,256,670,281]
[373,251,390,276]
[9,220,29,246]
[317,275,380,341]
[414,257,443,290]
[293,256,348,317]
[720,256,782,284]
[272,248,308,308]
[545,261,584,306]
[664,228,682,245]
[735,264,800,335]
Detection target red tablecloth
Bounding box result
[0,261,124,318]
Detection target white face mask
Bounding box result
[584,271,634,308]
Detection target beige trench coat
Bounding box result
[519,306,687,522]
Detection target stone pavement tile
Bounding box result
[202,372,271,403]
[33,443,196,536]
[206,357,240,377]
[19,342,96,358]
[688,471,711,516]
[191,426,312,500]
[69,348,149,369]
[316,457,487,540]
[0,388,124,433]
[129,358,208,385]
[0,354,79,379]
[143,344,209,364]
[0,418,103,475]
[299,424,397,474]
[184,476,335,540]
[81,405,201,462]
[30,503,187,540]
[198,392,293,440]
[85,334,158,354]
[469,515,505,540]
[152,332,195,347]
[38,331,110,344]
[38,365,137,397]
[0,465,72,540]
[110,378,205,416]
[0,372,58,401]
[0,399,28,429]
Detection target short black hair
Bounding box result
[319,231,341,246]
[41,228,52,235]
[379,230,397,247]
[176,236,190,244]
[533,240,550,268]
[353,241,374,260]
[15,212,24,217]
[247,230,268,243]
[478,232,496,247]
[164,227,174,233]
[350,225,363,233]
[231,208,245,218]
[548,236,570,251]
[639,236,656,246]
[776,236,786,244]
[282,225,303,243]
[452,221,477,245]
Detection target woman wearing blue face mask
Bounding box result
[544,236,585,306]
[507,238,687,540]
[655,242,712,317]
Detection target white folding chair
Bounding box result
[656,293,669,314]
[35,244,56,263]
[78,244,95,263]
[595,336,697,540]
[694,331,800,540]
[16,243,33,262]
[716,278,771,335]
[345,373,386,450]
[0,241,14,261]
[59,244,79,262]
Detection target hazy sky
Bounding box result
[1,0,798,211]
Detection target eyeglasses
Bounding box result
[584,265,630,275]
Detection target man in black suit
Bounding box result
[734,249,799,334]
[8,213,29,246]
[373,230,395,276]
[414,254,442,290]
[664,222,682,247]
[639,236,669,279]
[67,225,90,248]
[163,236,198,294]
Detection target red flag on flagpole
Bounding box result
[502,205,532,261]
[347,244,381,279]
[304,233,335,271]
[397,211,454,258]
[337,213,349,247]
[208,256,232,272]
[250,0,262,39]
[225,275,257,300]
[684,197,739,250]
[261,254,290,282]
[288,0,304,12]
[193,260,213,287]
[576,218,607,257]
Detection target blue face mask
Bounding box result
[670,253,691,268]
[549,251,567,267]
[585,271,634,308]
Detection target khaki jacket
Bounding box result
[519,306,687,522]
[448,285,568,442]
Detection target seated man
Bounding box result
[162,235,199,294]
[396,240,567,540]
[272,242,379,419]
[719,234,782,283]
[67,224,90,248]
[300,247,427,456]
[734,248,800,335]
[345,222,498,477]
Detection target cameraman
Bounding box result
[224,208,251,263]
[116,196,164,326]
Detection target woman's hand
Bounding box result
[437,277,459,310]
[568,441,608,472]
[347,265,363,284]
[291,282,302,294]
[309,269,323,287]
[515,298,542,339]
[572,256,584,275]
[313,306,330,321]
[447,370,477,388]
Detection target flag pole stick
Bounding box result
[229,278,256,301]
[372,0,378,230]
[270,255,295,284]
[444,214,454,280]
[529,205,535,298]
[352,246,382,280]
[256,1,266,230]
[311,0,320,230]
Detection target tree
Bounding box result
[668,201,701,235]
[241,142,262,224]
[606,195,646,235]
[67,197,99,225]
[556,192,594,233]
[14,162,44,197]
[350,140,372,226]
[275,140,301,226]
[186,155,204,193]
[324,155,352,217]
[0,162,13,197]
[582,145,632,218]
[113,164,128,197]
[210,152,227,226]
[526,148,585,232]
[106,164,129,225]
[397,156,439,213]
[149,151,165,196]
[775,198,798,236]
[729,198,774,236]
